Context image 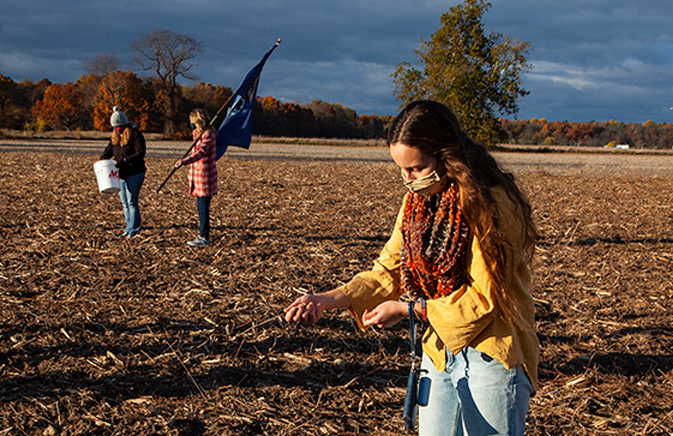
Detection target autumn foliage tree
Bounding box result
[0,78,51,130]
[250,96,393,139]
[181,82,232,123]
[32,82,89,130]
[254,96,319,137]
[89,71,155,131]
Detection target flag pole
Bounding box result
[156,92,236,193]
[156,38,281,193]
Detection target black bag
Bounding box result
[403,367,420,430]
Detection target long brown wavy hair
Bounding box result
[388,100,537,325]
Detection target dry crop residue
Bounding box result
[1,151,672,435]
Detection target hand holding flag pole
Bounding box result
[156,38,282,193]
[155,93,235,193]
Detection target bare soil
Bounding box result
[1,147,672,435]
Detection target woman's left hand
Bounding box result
[362,301,408,329]
[174,160,183,168]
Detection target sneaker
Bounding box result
[187,236,210,247]
[120,232,129,238]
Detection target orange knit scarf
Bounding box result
[400,183,470,299]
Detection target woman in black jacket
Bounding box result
[100,106,147,237]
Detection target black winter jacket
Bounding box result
[100,127,147,179]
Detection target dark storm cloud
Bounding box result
[1,0,672,122]
[488,0,673,122]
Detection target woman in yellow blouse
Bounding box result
[285,100,538,436]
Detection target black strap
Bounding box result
[404,300,420,431]
[408,301,417,366]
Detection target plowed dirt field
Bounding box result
[1,144,672,435]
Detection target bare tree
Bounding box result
[81,52,122,111]
[131,28,204,137]
[83,52,120,78]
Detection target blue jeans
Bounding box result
[197,196,211,240]
[119,172,145,236]
[418,347,532,436]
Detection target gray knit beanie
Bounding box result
[110,106,129,127]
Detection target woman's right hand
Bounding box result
[362,300,407,328]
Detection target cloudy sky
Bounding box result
[1,0,672,123]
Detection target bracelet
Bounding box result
[416,298,427,321]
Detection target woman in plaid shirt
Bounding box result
[174,109,218,247]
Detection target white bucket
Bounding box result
[94,160,121,195]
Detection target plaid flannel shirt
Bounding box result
[182,129,218,197]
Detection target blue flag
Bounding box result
[216,41,280,159]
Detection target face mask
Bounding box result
[189,122,197,130]
[403,171,449,197]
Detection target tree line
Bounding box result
[2,72,671,149]
[0,73,393,141]
[501,118,673,150]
